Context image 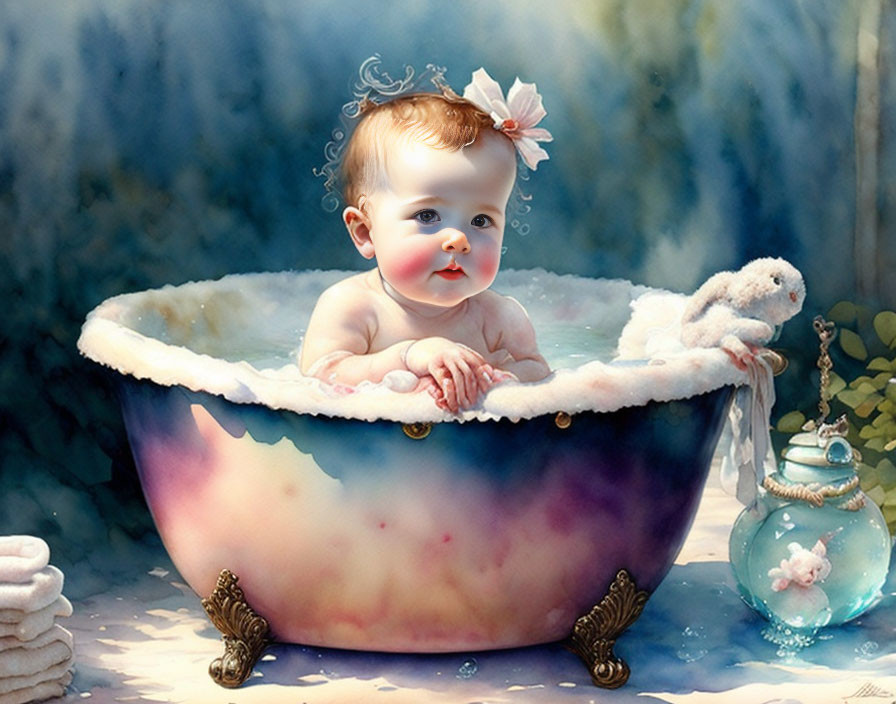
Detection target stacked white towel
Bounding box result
[0,537,73,704]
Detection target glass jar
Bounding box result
[729,426,892,650]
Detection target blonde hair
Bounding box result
[340,93,499,207]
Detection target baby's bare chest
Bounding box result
[367,303,495,355]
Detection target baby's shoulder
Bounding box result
[473,289,532,337]
[475,288,529,319]
[313,272,378,314]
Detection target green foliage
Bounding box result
[839,328,868,361]
[778,303,896,533]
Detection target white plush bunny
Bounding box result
[768,539,832,592]
[681,257,806,366]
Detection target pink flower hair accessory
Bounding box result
[463,68,553,171]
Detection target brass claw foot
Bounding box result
[568,569,649,689]
[201,569,271,688]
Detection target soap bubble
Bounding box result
[676,625,708,662]
[456,657,478,679]
[855,640,879,660]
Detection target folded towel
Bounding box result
[0,670,72,704]
[0,567,63,614]
[0,638,72,679]
[0,539,49,586]
[0,597,72,642]
[0,625,73,656]
[0,660,72,696]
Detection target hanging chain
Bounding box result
[813,315,836,422]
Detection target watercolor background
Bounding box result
[0,0,893,603]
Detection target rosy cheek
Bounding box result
[476,248,501,282]
[386,246,434,282]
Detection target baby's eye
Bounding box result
[413,209,440,225]
[471,214,494,228]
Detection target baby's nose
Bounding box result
[442,230,471,254]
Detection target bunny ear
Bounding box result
[811,539,827,557]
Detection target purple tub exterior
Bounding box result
[78,270,739,653]
[116,378,730,652]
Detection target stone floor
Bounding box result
[56,481,896,704]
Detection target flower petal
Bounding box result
[463,68,551,170]
[514,137,550,170]
[463,68,509,119]
[506,78,547,128]
[519,126,553,143]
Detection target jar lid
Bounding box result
[782,438,853,467]
[780,432,855,488]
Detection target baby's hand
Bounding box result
[405,337,500,412]
[414,375,451,411]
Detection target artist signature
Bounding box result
[843,682,896,704]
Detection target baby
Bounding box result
[301,68,553,412]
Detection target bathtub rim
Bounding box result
[77,268,750,424]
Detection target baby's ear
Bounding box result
[343,205,375,259]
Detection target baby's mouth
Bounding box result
[434,263,466,280]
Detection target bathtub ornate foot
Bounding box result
[568,569,649,689]
[201,569,271,688]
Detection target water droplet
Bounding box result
[855,640,879,659]
[457,657,478,679]
[676,625,708,662]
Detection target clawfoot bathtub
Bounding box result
[79,269,749,688]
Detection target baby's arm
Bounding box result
[483,294,551,383]
[300,280,410,384]
[301,280,496,410]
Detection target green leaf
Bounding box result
[827,301,858,324]
[874,311,896,347]
[866,484,887,505]
[868,356,896,372]
[859,463,880,490]
[828,372,847,396]
[871,412,895,429]
[865,437,887,452]
[877,458,896,490]
[849,375,873,388]
[860,423,884,439]
[849,376,877,395]
[857,396,883,418]
[882,505,896,531]
[839,388,884,417]
[838,388,874,408]
[776,411,806,433]
[873,372,894,389]
[887,382,896,404]
[879,399,896,415]
[840,328,868,360]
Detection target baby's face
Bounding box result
[359,133,517,309]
